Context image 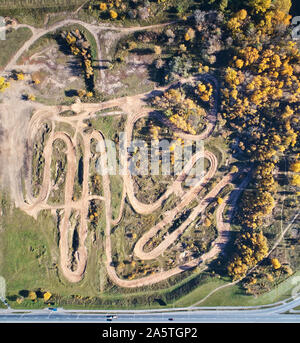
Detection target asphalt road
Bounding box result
[1,297,300,323]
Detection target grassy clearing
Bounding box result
[17,34,56,64]
[110,175,123,221]
[48,139,67,205]
[87,112,127,141]
[205,136,231,169]
[0,27,32,69]
[0,191,106,308]
[109,73,155,99]
[173,277,228,307]
[197,270,300,307]
[2,187,295,311]
[54,122,76,137]
[0,1,86,27]
[31,122,52,198]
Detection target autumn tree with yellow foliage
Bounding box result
[227,231,269,280]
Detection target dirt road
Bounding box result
[1,17,251,288]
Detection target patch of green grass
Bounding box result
[48,139,67,205]
[0,1,86,27]
[17,34,55,64]
[198,270,300,307]
[205,136,230,169]
[0,191,106,307]
[0,204,55,294]
[173,277,228,307]
[110,175,123,221]
[0,27,32,69]
[87,112,127,141]
[54,122,76,137]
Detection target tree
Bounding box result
[219,0,228,12]
[249,0,272,13]
[237,9,247,21]
[154,45,162,55]
[204,218,212,227]
[235,59,244,69]
[217,197,224,205]
[77,89,86,98]
[17,73,25,81]
[43,292,52,302]
[230,165,239,173]
[227,231,269,280]
[291,175,300,187]
[110,10,118,19]
[271,258,281,270]
[290,161,300,173]
[28,94,36,101]
[28,291,37,300]
[273,0,292,13]
[0,77,10,92]
[99,2,107,11]
[185,28,195,41]
[16,297,24,304]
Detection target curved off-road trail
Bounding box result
[18,80,250,287]
[1,18,251,288]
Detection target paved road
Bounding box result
[1,297,300,322]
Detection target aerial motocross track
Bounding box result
[3,19,252,288]
[21,82,251,288]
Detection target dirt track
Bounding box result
[1,19,251,288]
[16,83,250,287]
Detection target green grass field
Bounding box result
[1,187,298,310]
[0,1,86,27]
[0,27,32,70]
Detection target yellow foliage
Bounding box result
[28,94,36,101]
[249,0,271,13]
[235,59,244,69]
[110,10,118,19]
[271,258,281,270]
[179,44,187,52]
[290,161,300,173]
[237,9,247,21]
[204,218,212,227]
[43,292,52,302]
[154,45,162,55]
[28,291,37,300]
[17,73,25,81]
[99,2,107,11]
[217,197,224,205]
[292,175,300,187]
[0,77,10,92]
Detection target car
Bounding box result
[112,315,118,319]
[106,318,112,321]
[48,308,58,312]
[168,317,174,321]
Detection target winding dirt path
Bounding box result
[16,70,250,287]
[3,17,251,287]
